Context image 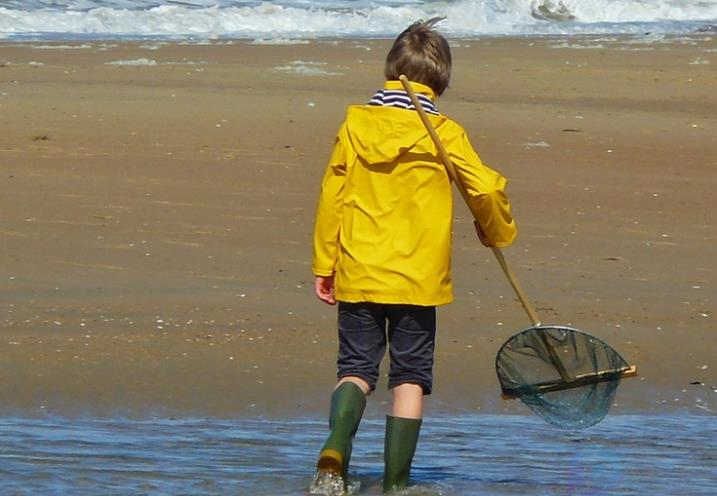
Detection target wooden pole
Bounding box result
[398,75,572,380]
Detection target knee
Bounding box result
[337,376,371,395]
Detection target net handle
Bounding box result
[398,75,542,327]
[501,365,638,399]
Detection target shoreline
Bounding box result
[1,30,715,44]
[0,37,715,418]
[0,12,715,43]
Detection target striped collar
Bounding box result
[368,80,439,115]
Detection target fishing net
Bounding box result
[495,326,632,429]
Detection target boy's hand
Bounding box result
[315,275,336,305]
[474,220,494,247]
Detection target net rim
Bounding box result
[494,324,630,392]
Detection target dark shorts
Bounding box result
[336,302,437,395]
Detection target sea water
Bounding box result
[0,0,716,40]
[0,414,714,495]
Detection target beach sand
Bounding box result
[0,37,714,417]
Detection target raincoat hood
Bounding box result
[344,105,448,165]
[343,81,446,165]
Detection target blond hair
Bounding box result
[384,17,451,96]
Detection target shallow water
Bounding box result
[0,414,714,495]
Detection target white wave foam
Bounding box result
[105,57,208,66]
[688,57,710,65]
[139,43,166,50]
[106,58,157,66]
[251,38,310,46]
[550,42,606,50]
[548,0,717,24]
[0,1,716,39]
[31,44,94,49]
[274,60,343,76]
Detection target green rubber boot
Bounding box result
[383,415,422,493]
[316,382,367,480]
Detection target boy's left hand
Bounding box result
[315,275,336,305]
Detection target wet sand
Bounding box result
[0,37,714,417]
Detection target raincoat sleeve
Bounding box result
[448,132,517,248]
[312,128,348,276]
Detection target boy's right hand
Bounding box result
[315,275,336,305]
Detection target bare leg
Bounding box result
[391,383,423,419]
[336,375,371,395]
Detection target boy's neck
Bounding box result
[384,80,436,100]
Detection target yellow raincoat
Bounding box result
[312,81,516,305]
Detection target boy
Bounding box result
[311,18,517,493]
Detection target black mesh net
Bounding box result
[495,326,630,429]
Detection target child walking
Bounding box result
[311,18,517,493]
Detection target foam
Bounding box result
[105,58,208,66]
[31,44,94,50]
[106,58,157,66]
[273,60,343,77]
[688,57,710,65]
[251,38,311,46]
[551,42,606,50]
[0,1,716,40]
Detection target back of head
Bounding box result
[385,17,452,96]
